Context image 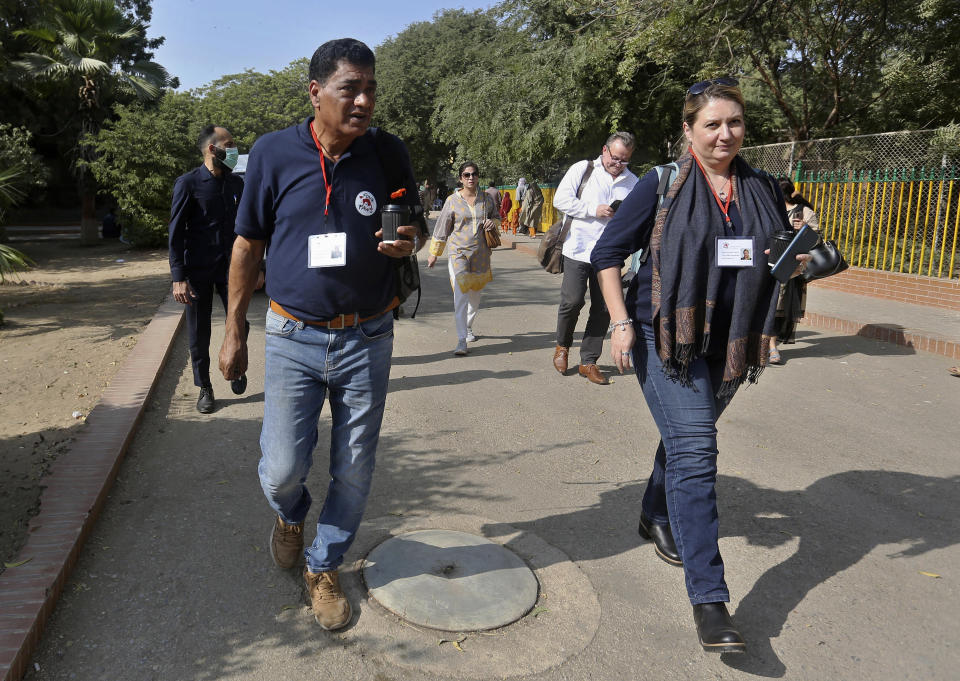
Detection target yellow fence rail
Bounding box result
[794,168,960,280]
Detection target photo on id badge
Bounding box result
[308,233,347,268]
[717,237,754,267]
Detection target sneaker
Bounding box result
[304,569,351,630]
[231,374,247,395]
[196,384,215,413]
[454,340,468,356]
[270,516,304,569]
[465,331,477,343]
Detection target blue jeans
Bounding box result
[258,307,394,573]
[633,322,736,605]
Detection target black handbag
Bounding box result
[536,161,594,274]
[802,239,848,281]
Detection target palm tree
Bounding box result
[0,165,35,284]
[13,0,169,245]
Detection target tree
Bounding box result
[566,0,960,142]
[11,0,170,244]
[0,123,48,241]
[84,91,199,247]
[194,60,312,152]
[373,9,504,180]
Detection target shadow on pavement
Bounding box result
[779,329,916,360]
[486,469,959,678]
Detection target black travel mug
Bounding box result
[768,230,795,265]
[380,204,410,243]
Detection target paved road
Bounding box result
[24,247,960,681]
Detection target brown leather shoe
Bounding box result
[578,364,609,385]
[270,516,303,569]
[553,345,569,374]
[304,569,352,630]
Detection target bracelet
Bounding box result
[608,319,634,333]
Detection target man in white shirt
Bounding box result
[552,132,638,385]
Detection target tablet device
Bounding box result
[769,224,820,283]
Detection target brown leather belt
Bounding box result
[269,298,399,330]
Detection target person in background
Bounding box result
[499,190,513,227]
[519,179,544,236]
[421,178,437,216]
[516,177,528,206]
[101,206,120,239]
[427,161,500,355]
[485,182,501,208]
[169,124,246,414]
[552,132,638,385]
[592,77,811,653]
[770,179,820,363]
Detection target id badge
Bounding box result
[716,237,755,267]
[308,233,347,268]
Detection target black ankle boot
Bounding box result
[637,511,682,566]
[692,602,746,653]
[197,384,215,413]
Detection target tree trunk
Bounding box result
[79,185,99,246]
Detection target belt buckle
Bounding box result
[327,314,347,330]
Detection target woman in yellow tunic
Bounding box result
[427,161,500,355]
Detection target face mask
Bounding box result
[214,146,239,170]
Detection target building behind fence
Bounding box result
[738,127,960,280]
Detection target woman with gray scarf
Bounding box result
[591,78,811,653]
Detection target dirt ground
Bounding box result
[0,239,170,572]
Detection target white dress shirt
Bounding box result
[554,157,639,263]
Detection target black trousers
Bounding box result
[185,278,229,387]
[555,256,609,365]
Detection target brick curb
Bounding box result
[798,312,959,359]
[498,234,958,359]
[0,296,184,681]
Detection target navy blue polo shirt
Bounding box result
[235,118,418,322]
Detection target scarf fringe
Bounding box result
[716,364,765,400]
[662,342,697,388]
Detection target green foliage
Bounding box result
[0,124,48,201]
[84,92,200,246]
[9,0,170,241]
[194,60,312,152]
[0,165,35,281]
[568,0,960,142]
[374,9,504,179]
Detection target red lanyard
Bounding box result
[691,151,732,224]
[309,122,333,216]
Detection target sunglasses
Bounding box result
[687,77,739,96]
[461,171,478,178]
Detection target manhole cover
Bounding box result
[362,529,539,631]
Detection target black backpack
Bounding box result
[370,127,428,318]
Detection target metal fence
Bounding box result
[739,128,960,280]
[793,168,960,279]
[739,128,960,177]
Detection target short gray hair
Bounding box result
[605,131,635,149]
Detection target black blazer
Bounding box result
[168,164,244,282]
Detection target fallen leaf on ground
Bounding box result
[4,557,32,568]
[438,634,467,648]
[919,571,941,578]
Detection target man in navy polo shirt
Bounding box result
[218,38,425,631]
[169,124,245,414]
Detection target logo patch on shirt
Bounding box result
[355,191,377,216]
